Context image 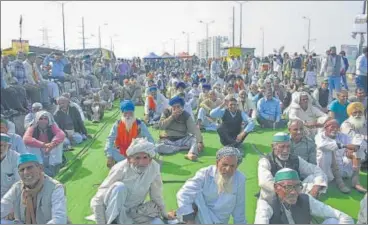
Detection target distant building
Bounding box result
[196,36,228,59]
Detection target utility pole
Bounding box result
[98,26,101,48]
[61,2,66,53]
[232,7,235,47]
[199,20,215,60]
[302,16,311,52]
[234,1,247,48]
[261,27,264,58]
[170,38,178,56]
[358,0,367,55]
[182,32,193,55]
[82,17,85,50]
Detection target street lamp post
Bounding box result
[302,16,311,52]
[234,1,247,48]
[182,31,194,55]
[49,1,69,53]
[170,38,178,56]
[199,20,215,60]
[260,27,264,58]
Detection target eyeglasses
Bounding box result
[278,183,303,193]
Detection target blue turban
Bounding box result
[199,78,206,83]
[176,82,186,89]
[120,100,135,112]
[169,96,185,107]
[216,146,242,165]
[148,86,158,92]
[192,82,199,86]
[1,133,11,143]
[17,153,40,167]
[202,84,211,90]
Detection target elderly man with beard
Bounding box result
[288,119,317,164]
[0,119,26,154]
[238,90,253,117]
[1,153,67,224]
[105,100,154,168]
[156,96,204,161]
[255,168,353,224]
[120,78,142,105]
[197,90,222,131]
[54,96,89,146]
[23,111,66,177]
[1,133,20,199]
[211,98,255,151]
[90,138,173,224]
[144,86,169,126]
[258,132,328,202]
[175,147,246,224]
[288,92,327,138]
[197,84,211,109]
[315,118,366,193]
[188,82,201,110]
[98,84,114,110]
[341,102,367,163]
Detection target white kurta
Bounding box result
[258,156,328,202]
[357,194,367,224]
[254,194,354,224]
[0,150,20,198]
[315,131,366,181]
[176,165,246,224]
[90,160,167,224]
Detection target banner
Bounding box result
[11,39,29,54]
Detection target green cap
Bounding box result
[27,52,36,57]
[17,153,40,167]
[322,78,328,83]
[272,132,290,143]
[275,168,300,183]
[0,133,11,143]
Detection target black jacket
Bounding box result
[54,105,87,135]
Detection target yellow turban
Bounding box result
[347,102,364,116]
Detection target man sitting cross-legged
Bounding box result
[210,97,255,151]
[254,168,353,224]
[258,132,328,202]
[144,85,169,126]
[104,100,154,168]
[1,153,67,224]
[89,138,174,224]
[316,118,367,193]
[156,96,204,161]
[0,133,20,199]
[288,119,317,164]
[340,102,367,165]
[197,90,222,131]
[23,111,65,177]
[175,147,246,224]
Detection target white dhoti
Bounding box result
[301,174,327,195]
[336,146,366,178]
[25,143,64,166]
[304,71,317,87]
[322,218,339,224]
[89,182,164,224]
[156,135,198,155]
[316,150,334,182]
[197,108,217,131]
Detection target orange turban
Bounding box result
[347,102,364,116]
[123,79,129,84]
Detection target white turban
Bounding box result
[126,138,156,158]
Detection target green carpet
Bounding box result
[55,103,367,224]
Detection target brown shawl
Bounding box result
[21,174,45,224]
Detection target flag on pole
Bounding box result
[19,15,23,26]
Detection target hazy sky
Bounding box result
[1,1,366,58]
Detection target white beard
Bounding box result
[348,116,365,129]
[121,116,136,132]
[215,173,234,194]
